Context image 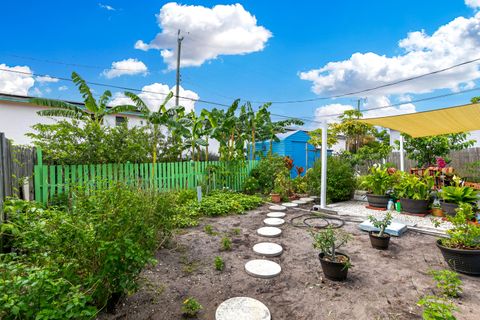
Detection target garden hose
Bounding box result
[289,211,345,229]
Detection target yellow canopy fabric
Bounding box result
[359,103,480,137]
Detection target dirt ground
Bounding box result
[101,204,480,320]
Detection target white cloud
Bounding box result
[135,2,272,69]
[36,75,59,84]
[98,3,115,11]
[58,85,68,91]
[465,0,480,9]
[314,95,417,123]
[0,64,35,95]
[300,13,480,97]
[102,58,148,78]
[110,82,199,113]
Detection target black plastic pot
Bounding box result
[318,252,350,281]
[436,240,480,276]
[369,231,390,250]
[400,198,429,214]
[440,202,459,216]
[366,194,390,208]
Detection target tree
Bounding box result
[31,72,137,124]
[397,133,475,167]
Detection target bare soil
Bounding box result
[101,204,480,320]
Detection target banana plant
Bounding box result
[31,72,137,124]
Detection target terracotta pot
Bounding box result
[318,252,350,281]
[270,193,281,203]
[431,207,444,217]
[366,194,390,209]
[400,198,429,214]
[436,240,480,276]
[369,231,390,250]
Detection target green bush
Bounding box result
[249,155,288,194]
[0,183,176,319]
[307,155,356,203]
[193,191,263,216]
[243,176,260,194]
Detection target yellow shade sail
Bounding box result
[359,103,480,137]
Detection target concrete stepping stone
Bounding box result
[292,199,307,205]
[263,217,285,227]
[282,202,298,208]
[253,242,283,257]
[266,211,286,218]
[300,197,314,203]
[245,259,282,279]
[216,297,271,320]
[268,205,286,211]
[257,226,282,238]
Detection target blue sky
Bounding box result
[1,0,480,127]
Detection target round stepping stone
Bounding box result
[266,211,286,218]
[292,199,307,205]
[257,226,282,238]
[253,242,283,257]
[300,197,314,203]
[245,259,282,279]
[216,297,271,320]
[263,217,285,227]
[309,196,319,200]
[282,202,299,208]
[268,205,286,211]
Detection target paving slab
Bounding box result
[266,211,286,218]
[263,217,285,227]
[253,242,283,257]
[268,205,287,211]
[292,199,307,205]
[300,197,315,203]
[216,297,271,320]
[282,202,299,208]
[257,226,282,238]
[245,259,282,279]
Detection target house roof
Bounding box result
[0,92,142,116]
[360,103,480,138]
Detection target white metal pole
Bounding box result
[399,135,405,172]
[320,121,328,209]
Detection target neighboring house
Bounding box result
[254,130,331,178]
[389,129,480,149]
[0,93,145,145]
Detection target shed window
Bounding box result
[115,116,127,126]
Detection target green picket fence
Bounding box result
[33,149,258,204]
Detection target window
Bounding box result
[115,116,126,126]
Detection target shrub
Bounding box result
[194,191,263,217]
[181,297,203,317]
[221,236,232,251]
[311,227,352,266]
[243,176,260,194]
[361,165,398,195]
[214,256,225,271]
[417,295,457,320]
[0,183,176,318]
[249,155,288,194]
[429,270,462,298]
[439,203,480,249]
[307,155,356,203]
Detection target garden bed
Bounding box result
[102,205,479,319]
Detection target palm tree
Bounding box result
[31,72,137,124]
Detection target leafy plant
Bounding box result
[192,191,263,217]
[307,154,356,203]
[249,155,288,195]
[214,256,225,271]
[439,203,480,249]
[394,172,434,200]
[182,297,203,317]
[221,236,232,251]
[292,175,308,194]
[203,225,217,236]
[368,212,393,237]
[429,270,462,298]
[440,176,478,205]
[311,227,352,266]
[361,165,397,195]
[243,176,260,195]
[417,295,457,320]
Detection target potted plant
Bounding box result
[312,227,352,281]
[435,203,480,276]
[368,212,393,250]
[394,172,434,214]
[431,203,444,217]
[361,166,397,209]
[440,176,478,216]
[271,173,290,202]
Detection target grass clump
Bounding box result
[221,236,232,251]
[214,256,225,271]
[203,224,217,236]
[181,297,203,317]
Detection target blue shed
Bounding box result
[254,130,325,178]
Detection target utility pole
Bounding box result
[175,29,184,106]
